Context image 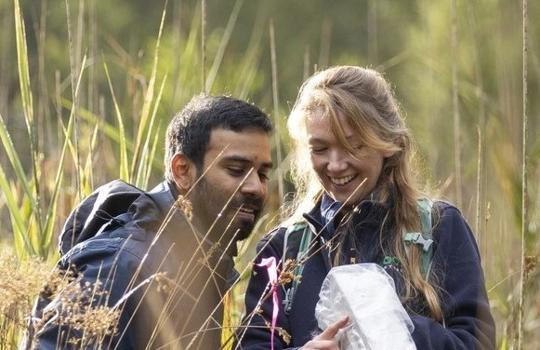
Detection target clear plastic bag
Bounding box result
[315,263,417,350]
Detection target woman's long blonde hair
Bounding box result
[286,66,443,321]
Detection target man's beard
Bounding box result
[188,178,263,246]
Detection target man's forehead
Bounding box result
[221,155,273,168]
[205,128,272,165]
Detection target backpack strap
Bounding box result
[281,199,435,315]
[281,221,311,315]
[403,198,435,279]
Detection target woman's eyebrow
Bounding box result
[307,137,326,144]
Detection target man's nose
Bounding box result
[241,170,267,199]
[326,150,348,173]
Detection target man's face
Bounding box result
[188,128,272,245]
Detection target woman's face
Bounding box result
[305,112,393,204]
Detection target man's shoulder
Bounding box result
[58,180,175,262]
[59,226,150,271]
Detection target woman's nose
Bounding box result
[326,150,348,173]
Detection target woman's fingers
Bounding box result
[301,339,339,350]
[316,315,350,340]
[301,316,350,350]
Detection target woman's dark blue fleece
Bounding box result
[238,201,495,349]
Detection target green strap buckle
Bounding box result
[404,232,433,252]
[382,255,400,267]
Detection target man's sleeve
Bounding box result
[27,239,138,350]
[411,205,496,350]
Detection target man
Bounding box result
[26,95,273,349]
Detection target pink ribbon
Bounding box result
[257,257,279,350]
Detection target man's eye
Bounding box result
[228,167,245,176]
[259,172,269,182]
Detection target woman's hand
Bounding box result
[300,316,350,350]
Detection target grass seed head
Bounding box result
[175,195,193,221]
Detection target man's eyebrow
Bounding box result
[222,155,273,169]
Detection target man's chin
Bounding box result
[232,217,257,242]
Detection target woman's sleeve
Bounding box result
[237,230,299,350]
[411,205,496,350]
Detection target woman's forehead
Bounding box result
[305,112,360,143]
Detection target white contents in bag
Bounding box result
[315,263,417,350]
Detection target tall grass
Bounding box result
[450,0,462,209]
[0,0,538,348]
[517,0,528,348]
[1,0,271,347]
[269,19,284,209]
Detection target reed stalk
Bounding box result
[14,0,45,254]
[475,127,482,237]
[171,0,183,106]
[466,1,486,249]
[269,19,284,209]
[103,60,130,181]
[64,0,84,202]
[318,19,331,69]
[131,1,167,187]
[42,55,87,255]
[235,5,265,100]
[201,0,207,94]
[36,0,49,152]
[205,0,244,93]
[367,0,378,64]
[0,6,11,117]
[451,0,462,208]
[88,0,98,116]
[303,45,310,80]
[517,0,528,348]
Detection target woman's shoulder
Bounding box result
[431,199,462,217]
[429,199,470,227]
[254,224,288,254]
[429,199,480,252]
[256,218,311,255]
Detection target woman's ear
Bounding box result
[170,153,196,194]
[382,149,398,158]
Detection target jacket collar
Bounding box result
[301,192,391,239]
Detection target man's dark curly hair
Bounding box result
[165,94,273,182]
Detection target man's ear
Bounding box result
[170,153,197,194]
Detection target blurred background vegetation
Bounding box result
[0,0,538,348]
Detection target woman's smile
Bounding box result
[306,112,391,204]
[328,174,357,186]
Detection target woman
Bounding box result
[239,66,495,349]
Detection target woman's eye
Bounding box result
[310,147,327,154]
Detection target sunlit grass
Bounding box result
[0,0,538,349]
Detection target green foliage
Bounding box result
[0,0,538,348]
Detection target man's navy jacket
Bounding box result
[26,180,233,349]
